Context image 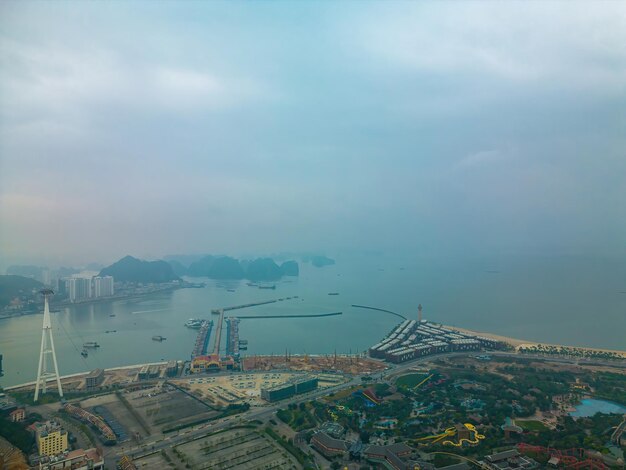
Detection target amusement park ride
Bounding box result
[416,423,485,447]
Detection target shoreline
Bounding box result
[0,284,197,321]
[443,324,626,357]
[4,361,169,391]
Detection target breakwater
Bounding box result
[232,312,342,319]
[351,304,407,320]
[211,296,299,314]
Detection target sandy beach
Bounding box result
[443,324,626,357]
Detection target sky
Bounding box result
[1,1,625,267]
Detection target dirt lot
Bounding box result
[243,354,386,375]
[174,427,300,470]
[80,393,146,441]
[173,372,309,406]
[125,384,219,434]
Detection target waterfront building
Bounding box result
[93,276,114,298]
[36,421,69,457]
[369,319,504,364]
[55,279,68,297]
[190,354,235,373]
[68,278,92,302]
[166,360,178,377]
[85,369,104,390]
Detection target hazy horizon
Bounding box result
[2,2,626,267]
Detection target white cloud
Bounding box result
[456,149,514,170]
[351,2,626,90]
[0,40,265,123]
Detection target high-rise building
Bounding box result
[93,276,114,298]
[35,421,69,457]
[68,278,92,302]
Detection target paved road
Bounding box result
[104,350,626,467]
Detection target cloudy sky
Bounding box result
[1,1,625,266]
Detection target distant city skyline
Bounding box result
[1,2,625,267]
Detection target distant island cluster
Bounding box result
[0,253,336,316]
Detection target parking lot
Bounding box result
[174,427,299,469]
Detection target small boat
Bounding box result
[227,289,235,292]
[258,285,276,290]
[83,342,100,348]
[109,314,116,317]
[81,349,88,357]
[185,319,203,328]
[152,335,166,341]
[328,292,339,296]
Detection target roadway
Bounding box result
[104,350,626,468]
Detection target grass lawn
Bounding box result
[396,373,430,388]
[516,420,549,432]
[324,386,360,401]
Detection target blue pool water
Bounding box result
[569,398,626,417]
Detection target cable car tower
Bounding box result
[34,289,64,402]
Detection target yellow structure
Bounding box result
[416,423,485,447]
[35,421,68,457]
[190,354,234,373]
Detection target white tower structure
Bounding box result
[34,289,63,402]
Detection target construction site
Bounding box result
[242,353,387,375]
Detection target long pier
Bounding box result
[230,312,342,319]
[211,297,299,314]
[191,320,213,358]
[351,304,407,320]
[212,309,225,355]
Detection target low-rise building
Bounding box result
[260,376,319,402]
[310,431,348,458]
[364,443,413,470]
[38,447,104,470]
[9,408,26,422]
[261,383,296,402]
[481,449,539,469]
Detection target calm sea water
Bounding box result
[570,398,626,417]
[1,255,625,388]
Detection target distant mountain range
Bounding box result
[0,275,43,308]
[306,255,336,267]
[99,255,180,283]
[184,256,299,281]
[98,254,301,283]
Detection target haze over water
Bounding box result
[1,254,625,388]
